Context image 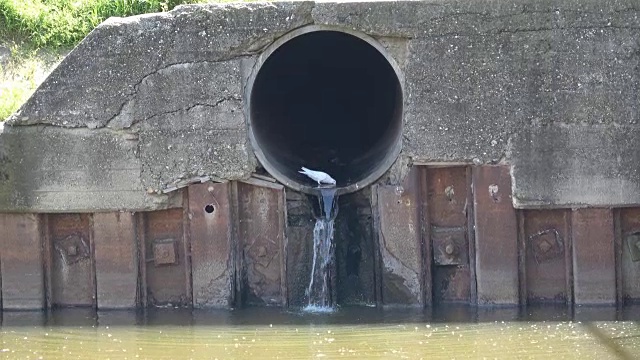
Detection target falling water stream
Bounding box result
[304,188,338,312]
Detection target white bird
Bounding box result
[299,167,336,186]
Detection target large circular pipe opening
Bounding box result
[247,27,403,194]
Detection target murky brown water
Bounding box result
[1,306,638,359]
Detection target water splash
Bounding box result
[301,304,336,314]
[304,188,338,312]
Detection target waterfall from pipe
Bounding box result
[303,188,338,312]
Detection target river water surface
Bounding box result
[1,306,639,359]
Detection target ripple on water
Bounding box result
[301,305,336,314]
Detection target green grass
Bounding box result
[0,39,68,120]
[0,0,264,120]
[0,0,218,120]
[0,0,201,48]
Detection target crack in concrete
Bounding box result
[431,6,640,23]
[105,20,315,130]
[96,15,179,130]
[138,96,242,126]
[414,6,640,38]
[420,23,640,39]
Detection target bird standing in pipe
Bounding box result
[299,167,336,186]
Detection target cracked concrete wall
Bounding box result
[1,0,640,211]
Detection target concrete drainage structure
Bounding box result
[0,0,639,310]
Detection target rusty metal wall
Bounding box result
[139,206,191,307]
[571,209,616,305]
[188,182,234,308]
[618,208,640,303]
[426,166,474,304]
[373,165,631,308]
[46,213,96,307]
[372,167,425,306]
[473,166,519,305]
[94,212,138,309]
[334,190,377,305]
[520,209,572,304]
[0,181,287,310]
[0,173,637,310]
[0,214,44,309]
[236,179,287,307]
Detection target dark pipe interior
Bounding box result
[250,30,403,190]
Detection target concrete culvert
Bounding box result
[247,27,404,195]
